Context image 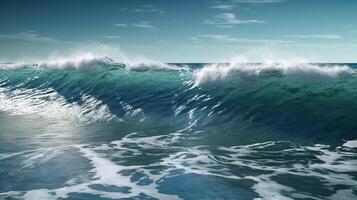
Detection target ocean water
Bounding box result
[0,57,356,200]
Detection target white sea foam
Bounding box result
[0,53,112,70]
[0,143,181,200]
[36,52,181,71]
[38,53,112,69]
[0,55,186,72]
[343,140,357,148]
[194,61,353,85]
[1,136,356,200]
[329,189,357,200]
[0,62,28,70]
[123,60,184,71]
[0,48,186,72]
[108,135,357,199]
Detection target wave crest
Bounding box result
[38,54,113,69]
[0,54,113,70]
[194,62,353,85]
[123,61,184,71]
[0,54,185,72]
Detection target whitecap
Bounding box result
[194,62,353,85]
[343,140,357,148]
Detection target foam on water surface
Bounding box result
[0,133,356,199]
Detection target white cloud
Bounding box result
[114,21,156,31]
[0,32,73,44]
[283,34,342,39]
[232,0,286,3]
[204,13,265,26]
[208,0,284,11]
[131,21,155,30]
[197,34,293,44]
[210,4,237,10]
[217,25,234,28]
[122,4,164,14]
[99,35,121,39]
[114,23,128,27]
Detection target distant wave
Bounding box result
[0,54,185,71]
[0,54,112,70]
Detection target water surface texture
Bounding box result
[0,58,356,200]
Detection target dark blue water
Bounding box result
[0,60,356,199]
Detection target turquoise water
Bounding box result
[0,60,356,199]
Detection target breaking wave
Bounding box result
[0,56,357,142]
[194,62,353,85]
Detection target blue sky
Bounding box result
[0,0,357,62]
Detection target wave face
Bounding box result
[0,59,357,199]
[1,60,356,141]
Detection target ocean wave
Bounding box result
[0,54,112,70]
[0,63,28,70]
[0,54,185,72]
[194,62,353,85]
[36,54,184,71]
[1,60,357,141]
[123,60,186,71]
[38,54,113,70]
